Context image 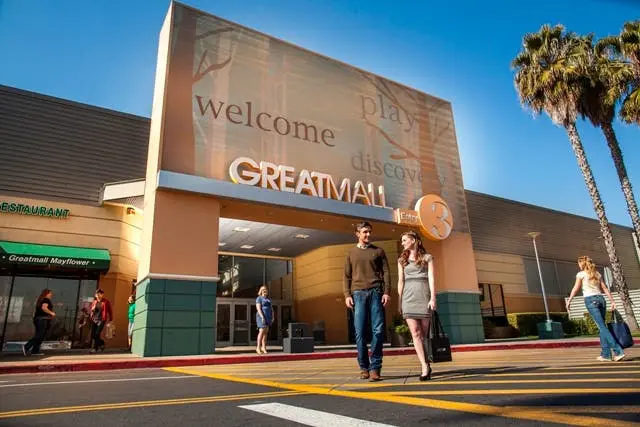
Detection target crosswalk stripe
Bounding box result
[239,402,397,427]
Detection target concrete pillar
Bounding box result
[132,190,220,356]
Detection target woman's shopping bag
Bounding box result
[607,310,634,349]
[426,310,453,363]
[104,322,116,340]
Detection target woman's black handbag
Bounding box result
[426,309,452,363]
[607,310,635,349]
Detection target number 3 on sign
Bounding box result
[415,195,454,241]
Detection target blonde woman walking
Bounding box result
[397,230,436,381]
[567,256,625,362]
[255,286,273,354]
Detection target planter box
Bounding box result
[390,331,411,347]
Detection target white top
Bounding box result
[577,270,602,297]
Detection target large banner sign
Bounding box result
[159,3,469,232]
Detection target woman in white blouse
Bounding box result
[566,256,625,362]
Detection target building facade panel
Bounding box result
[466,190,640,289]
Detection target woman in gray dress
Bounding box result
[397,230,436,381]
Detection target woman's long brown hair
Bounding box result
[37,288,52,301]
[398,230,428,268]
[578,256,600,281]
[36,288,52,308]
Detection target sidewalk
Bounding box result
[1,337,637,375]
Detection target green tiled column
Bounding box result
[436,292,484,344]
[131,277,217,357]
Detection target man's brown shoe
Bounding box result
[360,370,370,380]
[369,370,382,382]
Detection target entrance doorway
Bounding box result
[215,250,295,348]
[216,298,292,347]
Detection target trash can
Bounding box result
[283,322,314,353]
[313,320,326,345]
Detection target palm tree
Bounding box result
[512,25,639,331]
[600,21,640,124]
[573,36,640,330]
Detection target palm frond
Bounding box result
[620,84,640,124]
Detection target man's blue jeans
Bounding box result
[585,295,623,358]
[353,288,385,371]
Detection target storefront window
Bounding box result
[0,276,14,345]
[0,276,99,351]
[266,259,290,300]
[46,278,81,342]
[217,255,235,297]
[3,277,48,343]
[75,279,98,348]
[232,257,265,298]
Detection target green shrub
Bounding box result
[581,310,613,335]
[566,318,590,336]
[508,311,614,337]
[507,312,570,336]
[395,324,410,335]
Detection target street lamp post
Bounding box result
[528,231,551,323]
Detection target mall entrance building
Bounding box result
[1,2,638,356]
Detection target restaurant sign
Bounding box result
[0,201,70,219]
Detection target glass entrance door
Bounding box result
[232,303,249,345]
[216,303,231,347]
[216,298,293,348]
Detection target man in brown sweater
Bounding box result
[344,221,390,381]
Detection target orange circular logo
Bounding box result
[415,195,453,241]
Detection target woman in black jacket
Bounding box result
[23,288,56,356]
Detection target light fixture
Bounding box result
[218,242,227,247]
[267,247,282,252]
[233,227,251,232]
[294,234,310,239]
[240,244,254,249]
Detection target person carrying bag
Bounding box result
[608,309,635,349]
[426,309,452,363]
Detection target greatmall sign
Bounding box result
[156,3,469,232]
[229,156,387,207]
[229,156,454,241]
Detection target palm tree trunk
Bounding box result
[566,123,639,331]
[601,122,640,239]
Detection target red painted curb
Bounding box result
[1,338,637,375]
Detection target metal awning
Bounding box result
[102,179,145,211]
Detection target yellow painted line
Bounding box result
[388,388,640,396]
[0,390,304,419]
[524,406,640,414]
[541,363,640,370]
[165,367,637,427]
[396,378,640,386]
[300,376,640,388]
[486,370,640,377]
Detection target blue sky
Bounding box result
[0,0,638,227]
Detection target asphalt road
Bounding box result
[0,347,638,426]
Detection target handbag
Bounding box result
[426,309,452,363]
[104,322,116,340]
[607,310,634,349]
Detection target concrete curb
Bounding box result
[1,338,637,375]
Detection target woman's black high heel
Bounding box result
[419,365,432,381]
